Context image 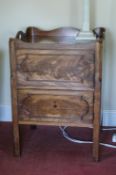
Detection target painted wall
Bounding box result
[0,0,116,125]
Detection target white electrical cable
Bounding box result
[102,128,116,131]
[59,126,116,149]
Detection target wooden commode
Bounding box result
[9,27,105,161]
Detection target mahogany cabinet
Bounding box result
[9,27,105,161]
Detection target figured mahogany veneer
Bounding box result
[18,91,93,126]
[9,26,105,161]
[16,48,95,91]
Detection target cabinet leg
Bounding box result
[13,124,20,156]
[92,127,100,161]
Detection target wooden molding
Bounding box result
[93,27,106,41]
[16,27,80,42]
[16,26,106,43]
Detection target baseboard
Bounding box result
[102,110,116,126]
[0,105,12,121]
[0,105,116,126]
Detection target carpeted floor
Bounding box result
[0,122,116,175]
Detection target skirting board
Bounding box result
[0,105,12,122]
[0,105,116,126]
[101,110,116,127]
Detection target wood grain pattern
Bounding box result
[16,50,95,89]
[17,91,93,126]
[9,27,105,161]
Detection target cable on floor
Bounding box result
[59,126,116,149]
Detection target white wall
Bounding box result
[0,0,116,126]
